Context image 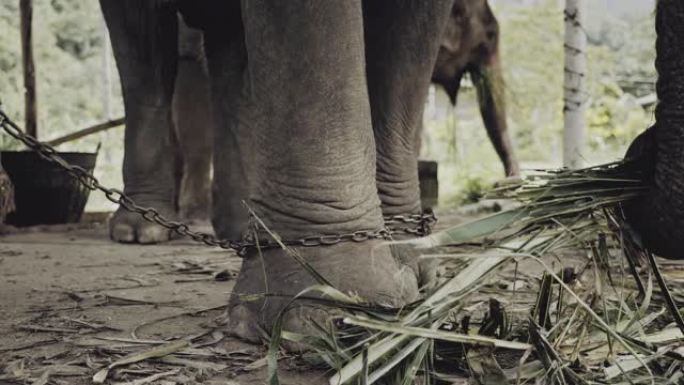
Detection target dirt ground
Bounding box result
[0,208,480,385]
[0,218,333,384]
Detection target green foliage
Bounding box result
[1,0,119,143]
[0,1,23,150]
[50,0,104,60]
[422,0,656,206]
[457,177,488,205]
[584,13,656,158]
[586,80,652,153]
[0,0,124,210]
[497,0,565,161]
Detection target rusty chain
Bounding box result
[0,109,436,256]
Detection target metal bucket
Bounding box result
[2,151,98,226]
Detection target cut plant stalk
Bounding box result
[260,161,684,385]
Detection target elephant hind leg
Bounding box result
[364,0,455,216]
[200,1,252,241]
[172,23,213,222]
[101,0,179,244]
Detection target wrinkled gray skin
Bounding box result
[623,0,684,260]
[169,0,516,224]
[432,0,519,177]
[102,2,178,244]
[101,0,454,342]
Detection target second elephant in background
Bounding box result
[432,0,519,177]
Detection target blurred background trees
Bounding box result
[423,0,655,204]
[1,0,124,211]
[0,0,657,210]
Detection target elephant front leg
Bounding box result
[101,0,178,243]
[363,1,455,290]
[226,0,419,345]
[364,0,455,216]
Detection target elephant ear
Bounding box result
[440,20,463,53]
[480,0,500,52]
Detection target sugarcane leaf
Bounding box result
[409,208,528,249]
[328,334,410,385]
[344,316,531,351]
[367,337,427,385]
[399,340,431,385]
[92,340,189,384]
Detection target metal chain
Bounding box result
[244,211,437,249]
[0,110,249,252]
[383,211,437,236]
[0,109,436,256]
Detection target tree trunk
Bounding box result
[101,16,113,120]
[563,0,587,169]
[20,0,37,138]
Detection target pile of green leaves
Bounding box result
[266,162,684,385]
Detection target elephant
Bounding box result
[431,0,519,177]
[171,17,213,222]
[169,0,517,222]
[100,0,684,345]
[623,0,684,261]
[101,0,456,342]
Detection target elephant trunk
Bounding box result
[471,50,520,176]
[625,0,684,259]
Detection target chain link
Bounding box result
[383,211,437,236]
[0,109,436,256]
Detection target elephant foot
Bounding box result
[505,163,521,178]
[493,175,523,189]
[226,240,420,347]
[109,204,177,244]
[389,237,440,292]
